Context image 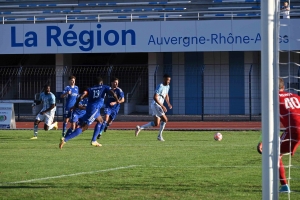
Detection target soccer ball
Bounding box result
[214,132,222,141]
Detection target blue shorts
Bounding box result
[63,108,72,118]
[70,111,86,123]
[104,107,119,121]
[79,107,100,126]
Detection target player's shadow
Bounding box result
[0,185,49,189]
[0,137,16,140]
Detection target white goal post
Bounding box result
[261,0,280,199]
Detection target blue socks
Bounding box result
[64,128,82,142]
[91,122,101,142]
[91,121,107,142]
[64,128,73,137]
[62,122,68,136]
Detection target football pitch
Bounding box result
[0,129,299,200]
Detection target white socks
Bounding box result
[140,121,155,129]
[158,121,166,138]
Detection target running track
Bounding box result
[16,121,262,131]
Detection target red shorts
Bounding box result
[280,128,300,155]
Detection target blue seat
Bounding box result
[291,6,300,9]
[0,1,191,8]
[149,2,167,5]
[214,0,260,2]
[0,11,12,14]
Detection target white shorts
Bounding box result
[151,103,165,117]
[35,110,55,126]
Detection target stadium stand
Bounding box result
[0,0,193,23]
[206,0,300,18]
[0,0,300,24]
[0,0,286,24]
[0,0,299,22]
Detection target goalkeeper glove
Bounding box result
[257,134,262,154]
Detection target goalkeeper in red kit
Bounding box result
[257,78,300,193]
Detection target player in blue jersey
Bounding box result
[60,75,79,137]
[31,85,58,139]
[97,77,125,139]
[59,76,120,149]
[135,74,172,141]
[64,95,88,137]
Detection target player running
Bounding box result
[96,77,125,139]
[59,76,120,149]
[60,75,79,137]
[64,94,88,137]
[31,85,58,139]
[135,74,172,141]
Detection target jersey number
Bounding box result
[284,97,300,109]
[93,90,100,99]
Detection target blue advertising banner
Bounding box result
[0,19,299,54]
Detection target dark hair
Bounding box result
[111,77,119,82]
[163,74,171,79]
[43,84,50,90]
[95,76,103,84]
[68,75,76,80]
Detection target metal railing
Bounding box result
[0,78,12,98]
[126,77,141,103]
[2,10,300,24]
[0,63,299,121]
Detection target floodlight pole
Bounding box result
[261,0,280,199]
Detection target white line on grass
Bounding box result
[148,165,261,168]
[0,165,139,186]
[103,144,254,147]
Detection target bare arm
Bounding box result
[153,93,168,112]
[118,97,125,104]
[110,97,125,106]
[73,91,88,109]
[281,6,290,11]
[40,104,55,114]
[109,90,120,103]
[153,93,163,107]
[60,89,71,98]
[32,100,42,107]
[164,94,172,109]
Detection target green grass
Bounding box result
[0,129,299,200]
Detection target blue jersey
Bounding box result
[62,85,79,109]
[74,97,88,116]
[105,87,124,111]
[39,92,56,111]
[86,84,111,110]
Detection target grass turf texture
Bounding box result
[0,130,299,200]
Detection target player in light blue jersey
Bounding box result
[97,77,125,139]
[60,75,79,137]
[31,85,58,139]
[135,74,172,141]
[59,76,120,149]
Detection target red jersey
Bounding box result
[279,91,300,129]
[279,90,300,155]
